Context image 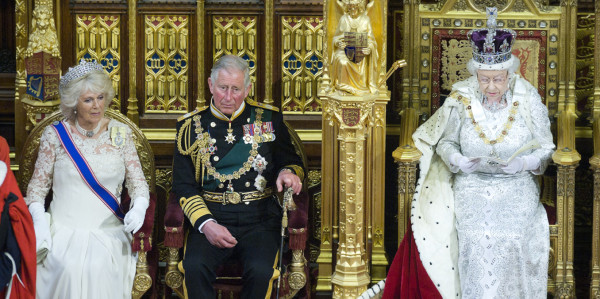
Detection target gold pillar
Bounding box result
[14,0,28,159]
[264,0,273,104]
[553,1,580,297]
[20,0,62,133]
[368,96,389,283]
[325,95,374,298]
[316,102,336,292]
[589,1,600,297]
[392,107,421,243]
[196,0,206,109]
[126,0,139,124]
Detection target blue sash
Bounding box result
[52,121,125,220]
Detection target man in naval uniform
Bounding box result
[172,54,304,298]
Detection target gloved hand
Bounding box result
[501,155,541,174]
[123,197,149,234]
[449,153,480,174]
[28,202,52,251]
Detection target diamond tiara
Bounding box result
[59,59,106,92]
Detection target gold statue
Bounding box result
[24,0,61,58]
[330,0,378,95]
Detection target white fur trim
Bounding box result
[0,161,7,187]
[411,97,461,298]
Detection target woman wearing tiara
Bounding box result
[379,8,555,299]
[24,60,149,298]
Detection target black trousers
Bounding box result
[182,196,282,299]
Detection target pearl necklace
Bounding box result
[75,120,102,138]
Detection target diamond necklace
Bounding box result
[75,119,102,138]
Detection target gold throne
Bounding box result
[17,109,157,299]
[393,0,579,297]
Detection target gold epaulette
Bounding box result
[177,105,209,122]
[246,100,279,112]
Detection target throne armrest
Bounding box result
[132,192,156,252]
[163,192,185,296]
[164,192,185,248]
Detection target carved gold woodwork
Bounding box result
[394,1,577,297]
[212,16,258,102]
[75,14,122,110]
[155,168,173,195]
[127,0,139,123]
[319,0,389,294]
[144,15,189,113]
[196,0,207,109]
[325,95,374,298]
[19,0,62,133]
[24,0,60,58]
[281,16,325,113]
[589,2,600,297]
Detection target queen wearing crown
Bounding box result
[24,60,150,298]
[379,8,555,299]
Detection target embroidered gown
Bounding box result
[25,119,149,299]
[435,76,554,298]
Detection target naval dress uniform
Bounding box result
[172,100,304,299]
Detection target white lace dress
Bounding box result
[436,76,554,298]
[25,119,149,299]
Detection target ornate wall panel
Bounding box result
[75,14,122,110]
[212,15,258,102]
[144,15,189,113]
[281,16,324,113]
[390,9,404,117]
[575,13,595,126]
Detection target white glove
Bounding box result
[501,155,541,174]
[449,153,480,174]
[123,197,149,234]
[28,202,52,252]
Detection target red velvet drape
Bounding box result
[382,227,441,299]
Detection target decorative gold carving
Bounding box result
[132,251,152,299]
[25,0,60,58]
[452,0,468,11]
[440,39,471,91]
[156,168,173,195]
[212,16,258,102]
[308,169,322,187]
[76,15,122,110]
[196,0,206,109]
[281,16,325,113]
[144,15,189,113]
[328,1,379,96]
[556,282,575,298]
[472,0,509,12]
[127,0,139,123]
[165,247,184,297]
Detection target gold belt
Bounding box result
[202,187,274,205]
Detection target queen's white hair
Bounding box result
[59,70,114,121]
[210,55,251,89]
[467,54,521,76]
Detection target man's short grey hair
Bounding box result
[59,70,114,121]
[210,55,251,88]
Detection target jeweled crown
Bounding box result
[467,7,516,66]
[59,59,105,92]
